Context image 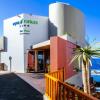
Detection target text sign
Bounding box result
[13,19,38,26]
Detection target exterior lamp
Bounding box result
[9,56,12,72]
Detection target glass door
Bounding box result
[37,51,44,72]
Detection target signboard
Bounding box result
[13,19,38,34]
[13,19,38,26]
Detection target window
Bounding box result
[27,25,29,27]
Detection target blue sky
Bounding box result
[0,0,100,42]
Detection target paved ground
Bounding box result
[0,73,43,100]
[16,73,45,94]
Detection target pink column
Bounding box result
[50,36,77,80]
[50,36,66,72]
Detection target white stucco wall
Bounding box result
[1,14,48,73]
[1,14,25,72]
[65,72,83,87]
[23,14,48,72]
[49,2,85,45]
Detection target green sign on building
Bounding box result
[13,19,38,26]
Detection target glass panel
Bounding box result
[38,51,44,71]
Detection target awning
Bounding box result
[32,40,50,50]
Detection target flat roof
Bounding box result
[33,40,50,50]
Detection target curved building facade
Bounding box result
[49,2,85,44]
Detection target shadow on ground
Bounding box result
[0,73,43,100]
[32,73,45,79]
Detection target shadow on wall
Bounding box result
[48,20,57,38]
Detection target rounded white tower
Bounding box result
[49,2,85,44]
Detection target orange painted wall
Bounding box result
[50,36,76,80]
[28,52,35,69]
[65,41,77,79]
[57,37,66,70]
[50,37,58,72]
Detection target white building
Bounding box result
[0,2,85,75]
[1,14,48,73]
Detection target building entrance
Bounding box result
[27,49,50,73]
[37,50,50,72]
[37,51,44,71]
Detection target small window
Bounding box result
[24,25,26,27]
[27,25,29,27]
